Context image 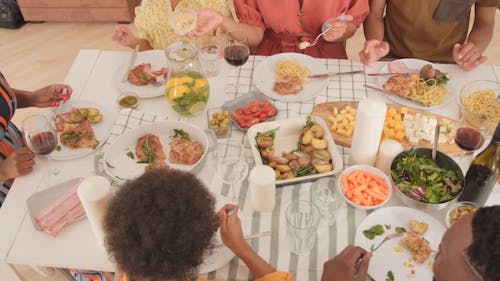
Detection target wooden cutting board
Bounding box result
[311,101,467,156]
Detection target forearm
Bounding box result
[13,89,34,108]
[233,243,275,279]
[333,22,358,42]
[218,16,264,49]
[363,14,384,41]
[467,23,494,54]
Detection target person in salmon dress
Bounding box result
[192,0,369,58]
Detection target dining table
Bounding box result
[1,49,500,281]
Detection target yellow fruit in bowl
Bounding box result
[166,77,181,88]
[193,78,208,91]
[179,76,194,85]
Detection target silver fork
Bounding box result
[299,26,333,49]
[371,232,405,252]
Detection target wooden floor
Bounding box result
[0,11,499,281]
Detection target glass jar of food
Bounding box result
[165,42,210,116]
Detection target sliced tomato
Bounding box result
[266,107,277,117]
[257,99,269,106]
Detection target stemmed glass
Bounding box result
[215,148,249,203]
[22,114,60,186]
[223,31,250,93]
[454,126,485,152]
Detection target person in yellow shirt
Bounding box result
[104,169,292,281]
[112,0,235,50]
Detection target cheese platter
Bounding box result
[311,101,467,156]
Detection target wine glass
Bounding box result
[454,126,485,152]
[215,152,249,203]
[22,114,60,186]
[223,31,250,93]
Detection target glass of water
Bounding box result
[285,200,321,254]
[198,37,222,77]
[312,177,340,226]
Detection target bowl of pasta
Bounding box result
[459,80,500,132]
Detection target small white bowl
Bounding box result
[337,164,393,210]
[445,201,480,228]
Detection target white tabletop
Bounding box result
[1,50,499,278]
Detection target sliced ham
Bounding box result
[388,61,410,74]
[35,180,86,237]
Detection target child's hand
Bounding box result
[453,42,487,71]
[112,25,137,48]
[359,39,390,65]
[217,204,247,254]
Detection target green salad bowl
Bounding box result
[390,148,464,211]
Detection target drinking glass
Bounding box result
[454,126,485,152]
[198,37,222,78]
[223,31,250,92]
[215,153,249,202]
[312,177,340,226]
[21,114,60,186]
[285,200,321,254]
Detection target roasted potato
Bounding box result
[310,124,324,138]
[313,164,333,173]
[302,130,314,145]
[256,135,274,149]
[311,138,328,150]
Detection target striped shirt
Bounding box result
[0,72,23,207]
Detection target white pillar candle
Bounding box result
[349,98,387,166]
[375,139,404,175]
[249,165,276,213]
[77,176,113,251]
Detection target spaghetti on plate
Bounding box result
[273,60,310,95]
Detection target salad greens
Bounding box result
[391,150,463,204]
[363,224,385,239]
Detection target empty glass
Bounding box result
[198,37,222,77]
[312,177,340,226]
[215,154,249,202]
[285,200,321,254]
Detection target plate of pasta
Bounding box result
[253,53,328,102]
[377,59,454,110]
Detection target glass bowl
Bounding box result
[458,80,500,131]
[207,107,231,138]
[445,201,480,228]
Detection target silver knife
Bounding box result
[309,70,364,78]
[122,44,140,82]
[363,84,427,106]
[213,231,271,247]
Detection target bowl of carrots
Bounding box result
[337,165,392,210]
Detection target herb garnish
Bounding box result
[126,151,135,159]
[363,224,385,239]
[105,161,115,169]
[395,227,407,234]
[173,128,190,140]
[55,145,62,151]
[386,270,395,281]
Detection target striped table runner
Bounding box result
[207,57,371,281]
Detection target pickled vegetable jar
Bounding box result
[165,42,209,116]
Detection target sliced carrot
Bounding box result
[341,169,389,206]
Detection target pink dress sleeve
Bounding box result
[233,0,266,30]
[346,0,369,27]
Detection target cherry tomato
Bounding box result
[266,107,277,117]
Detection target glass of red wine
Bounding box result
[455,126,485,152]
[22,114,60,186]
[223,31,250,92]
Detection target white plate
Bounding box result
[377,58,455,110]
[49,100,113,161]
[102,121,212,184]
[354,206,446,281]
[117,50,168,98]
[247,116,343,186]
[26,177,84,231]
[254,53,328,102]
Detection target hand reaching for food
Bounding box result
[31,84,72,108]
[453,42,487,71]
[359,39,390,65]
[322,14,354,42]
[112,25,138,48]
[321,245,372,281]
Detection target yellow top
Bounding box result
[134,0,232,49]
[197,271,293,281]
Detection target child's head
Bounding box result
[104,169,218,281]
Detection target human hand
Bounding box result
[359,39,390,65]
[112,25,137,48]
[322,14,354,42]
[0,147,35,181]
[453,42,487,71]
[218,204,247,255]
[321,245,372,281]
[31,84,72,108]
[191,9,223,37]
